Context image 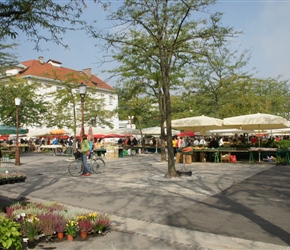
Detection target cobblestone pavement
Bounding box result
[0,152,290,250]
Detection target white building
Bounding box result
[6,56,119,134]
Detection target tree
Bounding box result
[181,24,250,118]
[219,76,290,118]
[0,77,48,127]
[0,0,103,130]
[0,0,90,50]
[116,86,158,128]
[92,0,236,177]
[45,72,114,150]
[0,43,18,75]
[114,63,172,161]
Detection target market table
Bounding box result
[1,149,16,161]
[248,147,278,163]
[179,147,278,166]
[40,145,67,156]
[93,148,107,157]
[179,148,240,164]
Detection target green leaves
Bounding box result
[0,216,22,250]
[0,0,89,50]
[0,77,48,127]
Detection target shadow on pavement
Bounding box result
[161,165,290,246]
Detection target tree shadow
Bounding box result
[161,164,290,246]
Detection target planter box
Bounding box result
[0,177,26,185]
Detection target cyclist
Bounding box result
[80,135,91,176]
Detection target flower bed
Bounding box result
[0,201,110,249]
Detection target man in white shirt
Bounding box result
[193,138,199,146]
[199,138,207,146]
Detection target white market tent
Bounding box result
[142,126,180,136]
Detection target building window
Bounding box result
[109,95,113,105]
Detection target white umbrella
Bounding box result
[142,126,180,136]
[223,113,289,132]
[111,127,141,135]
[171,115,223,134]
[268,128,290,135]
[75,127,111,135]
[208,128,255,136]
[27,127,52,137]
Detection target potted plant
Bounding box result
[0,216,22,250]
[54,215,67,239]
[21,217,41,249]
[65,220,78,240]
[38,213,58,240]
[77,215,93,239]
[93,214,110,234]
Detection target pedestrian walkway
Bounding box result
[0,152,290,249]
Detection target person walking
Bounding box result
[80,135,91,176]
[172,137,177,156]
[88,138,94,159]
[177,136,183,150]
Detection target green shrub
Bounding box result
[0,216,22,250]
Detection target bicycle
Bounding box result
[68,151,106,177]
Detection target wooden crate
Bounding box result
[221,154,230,162]
[200,152,206,162]
[185,154,192,164]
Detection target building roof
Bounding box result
[17,58,113,91]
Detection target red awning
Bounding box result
[0,135,9,140]
[177,131,195,137]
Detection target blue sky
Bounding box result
[8,1,290,86]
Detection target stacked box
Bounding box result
[185,155,192,164]
[221,154,230,162]
[105,149,115,159]
[200,152,206,162]
[114,148,119,158]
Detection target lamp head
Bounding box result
[78,83,87,97]
[15,97,21,106]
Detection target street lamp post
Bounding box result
[78,83,87,139]
[128,116,134,128]
[15,97,21,166]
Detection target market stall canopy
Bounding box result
[27,128,52,138]
[75,127,111,135]
[223,113,289,147]
[267,128,290,135]
[177,131,195,137]
[111,127,141,135]
[103,133,126,138]
[8,134,28,139]
[0,135,9,140]
[50,129,67,135]
[208,128,255,135]
[141,126,180,136]
[40,134,69,139]
[171,115,223,134]
[0,125,28,135]
[223,113,289,131]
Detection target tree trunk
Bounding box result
[160,131,166,161]
[161,63,178,178]
[158,91,167,162]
